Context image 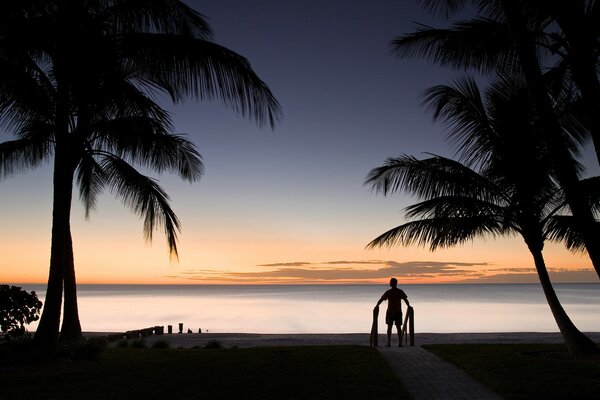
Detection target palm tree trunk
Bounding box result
[33,148,74,346]
[33,142,82,345]
[55,139,82,343]
[33,234,63,347]
[59,225,82,343]
[500,0,600,280]
[527,243,597,356]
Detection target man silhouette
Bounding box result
[375,278,410,347]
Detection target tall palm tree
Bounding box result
[391,0,600,280]
[366,77,598,355]
[498,0,600,281]
[0,1,281,346]
[366,155,597,356]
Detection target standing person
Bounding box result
[375,278,410,347]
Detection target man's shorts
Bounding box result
[386,311,403,326]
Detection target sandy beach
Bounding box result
[94,331,600,349]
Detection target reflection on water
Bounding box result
[19,283,600,333]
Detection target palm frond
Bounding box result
[421,0,504,18]
[92,120,203,182]
[391,18,519,73]
[551,86,592,154]
[546,215,588,252]
[102,0,213,38]
[76,153,107,218]
[0,56,55,134]
[365,154,502,202]
[89,74,173,125]
[419,0,470,18]
[121,34,281,128]
[100,154,181,258]
[366,216,507,251]
[405,195,507,222]
[422,78,495,165]
[0,137,52,178]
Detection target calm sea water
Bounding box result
[17,283,600,334]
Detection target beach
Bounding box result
[93,331,600,349]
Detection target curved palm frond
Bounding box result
[0,137,52,178]
[367,215,508,251]
[422,78,496,166]
[121,34,281,128]
[552,89,592,156]
[366,154,502,203]
[100,154,181,258]
[102,0,213,38]
[94,124,204,182]
[391,19,519,73]
[0,56,55,134]
[419,0,504,19]
[90,74,174,125]
[405,195,507,222]
[419,0,470,17]
[76,153,106,218]
[545,215,588,252]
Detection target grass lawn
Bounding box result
[1,345,409,400]
[425,343,600,400]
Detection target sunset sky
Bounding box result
[1,0,598,285]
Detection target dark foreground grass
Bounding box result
[1,345,409,400]
[425,343,600,400]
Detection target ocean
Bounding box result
[17,283,600,334]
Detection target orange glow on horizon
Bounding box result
[1,223,596,285]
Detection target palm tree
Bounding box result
[391,0,600,280]
[366,78,598,355]
[520,1,600,164]
[366,155,597,356]
[0,1,281,346]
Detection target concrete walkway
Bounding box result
[379,346,503,400]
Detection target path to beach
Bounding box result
[379,346,503,400]
[104,332,600,400]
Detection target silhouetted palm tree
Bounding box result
[0,1,280,346]
[391,0,600,280]
[367,155,597,356]
[366,78,598,355]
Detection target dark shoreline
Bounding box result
[86,331,600,348]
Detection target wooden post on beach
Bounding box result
[178,323,183,334]
[408,306,414,347]
[399,306,415,346]
[369,307,379,346]
[168,325,173,334]
[400,311,409,345]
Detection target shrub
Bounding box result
[130,338,146,348]
[0,285,42,343]
[151,339,170,349]
[204,340,222,349]
[59,337,107,360]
